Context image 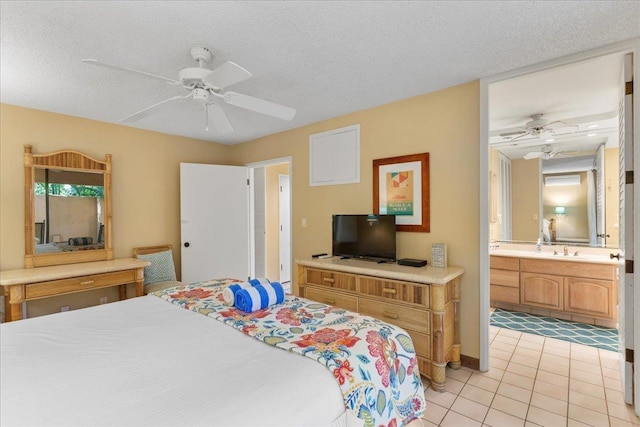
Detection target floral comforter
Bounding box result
[153,279,426,427]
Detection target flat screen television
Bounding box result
[332,214,397,262]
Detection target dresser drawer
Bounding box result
[359,297,430,334]
[304,286,358,312]
[305,268,356,292]
[25,270,136,300]
[406,330,431,360]
[358,276,429,306]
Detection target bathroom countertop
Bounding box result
[490,249,621,265]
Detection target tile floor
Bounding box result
[420,325,640,426]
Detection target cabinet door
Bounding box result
[520,272,563,310]
[564,277,615,319]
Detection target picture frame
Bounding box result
[373,153,430,232]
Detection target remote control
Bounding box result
[311,253,328,258]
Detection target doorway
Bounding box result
[480,40,639,414]
[246,157,292,292]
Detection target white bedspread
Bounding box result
[0,296,350,427]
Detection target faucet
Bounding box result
[563,245,569,256]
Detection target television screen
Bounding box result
[332,214,396,261]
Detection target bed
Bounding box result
[1,279,426,427]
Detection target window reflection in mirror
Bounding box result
[34,168,105,254]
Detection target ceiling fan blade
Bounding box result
[207,104,234,134]
[511,130,537,142]
[523,151,544,160]
[223,91,296,121]
[120,94,189,123]
[82,59,181,85]
[499,129,527,137]
[204,61,252,89]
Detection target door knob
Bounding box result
[610,253,620,260]
[597,233,610,238]
[184,242,190,248]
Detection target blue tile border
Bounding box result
[490,308,618,352]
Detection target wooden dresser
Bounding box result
[1,258,150,322]
[296,257,464,391]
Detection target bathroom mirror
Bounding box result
[490,145,620,249]
[24,145,113,268]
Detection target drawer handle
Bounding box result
[80,280,95,285]
[382,288,397,295]
[382,310,398,319]
[322,277,335,283]
[324,299,336,305]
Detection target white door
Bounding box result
[180,163,250,284]
[278,174,291,284]
[618,52,637,409]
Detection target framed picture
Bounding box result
[373,153,430,232]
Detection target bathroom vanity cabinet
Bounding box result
[491,254,618,325]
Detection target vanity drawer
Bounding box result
[304,286,358,312]
[359,297,430,334]
[490,285,520,304]
[25,270,135,299]
[490,268,519,287]
[305,268,356,292]
[490,256,519,271]
[359,276,429,306]
[520,259,615,280]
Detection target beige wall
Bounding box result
[266,163,289,279]
[543,172,589,240]
[0,104,229,316]
[605,148,620,247]
[511,158,541,241]
[2,82,482,359]
[489,148,501,242]
[229,81,481,358]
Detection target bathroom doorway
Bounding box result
[480,41,639,412]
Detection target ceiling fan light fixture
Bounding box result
[192,88,210,104]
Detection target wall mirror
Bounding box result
[24,145,113,268]
[487,52,625,249]
[490,145,620,249]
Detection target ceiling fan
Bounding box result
[82,47,296,134]
[499,113,576,141]
[523,145,579,160]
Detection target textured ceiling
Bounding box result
[1,1,639,145]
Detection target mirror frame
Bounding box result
[24,144,113,268]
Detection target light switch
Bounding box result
[533,213,538,221]
[301,218,307,227]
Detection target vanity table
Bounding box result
[1,258,150,322]
[0,145,146,322]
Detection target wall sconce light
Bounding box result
[555,206,566,218]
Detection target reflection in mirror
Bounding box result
[489,143,620,248]
[487,52,625,250]
[24,145,112,268]
[33,168,105,254]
